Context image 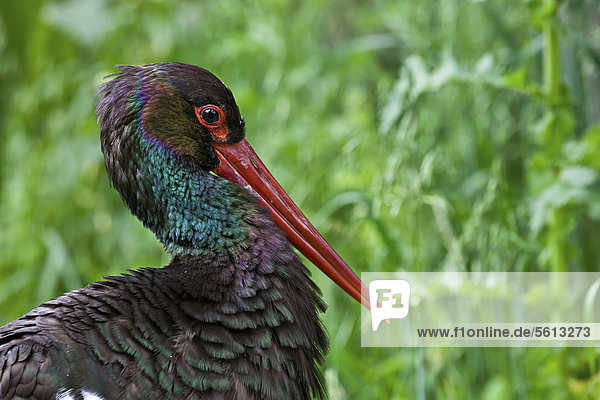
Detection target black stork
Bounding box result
[0,63,368,400]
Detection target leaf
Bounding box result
[559,166,598,188]
[530,166,598,234]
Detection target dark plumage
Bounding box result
[0,63,363,400]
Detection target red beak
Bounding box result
[212,139,369,309]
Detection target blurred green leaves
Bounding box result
[1,0,600,398]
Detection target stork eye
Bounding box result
[194,104,228,138]
[201,107,220,124]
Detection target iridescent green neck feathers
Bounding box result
[96,64,254,256]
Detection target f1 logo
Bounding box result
[369,280,411,331]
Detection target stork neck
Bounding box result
[127,136,255,257]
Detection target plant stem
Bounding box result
[542,1,568,272]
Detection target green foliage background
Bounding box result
[1,0,600,398]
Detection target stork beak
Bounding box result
[212,139,370,309]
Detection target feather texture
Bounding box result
[1,209,327,399]
[1,63,329,399]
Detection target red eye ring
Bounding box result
[194,104,228,138]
